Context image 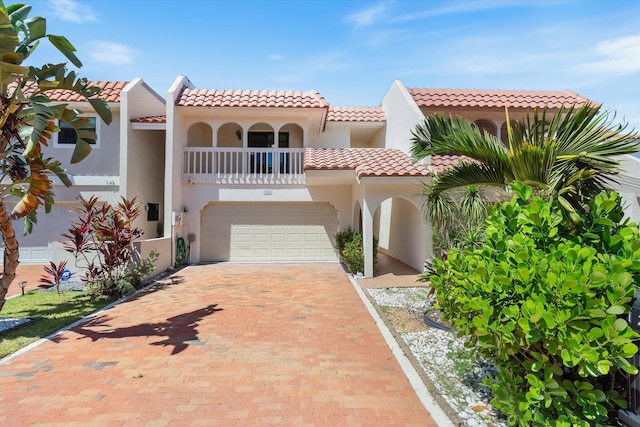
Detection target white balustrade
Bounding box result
[183,148,305,183]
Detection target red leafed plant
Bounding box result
[62,195,154,297]
[39,261,69,294]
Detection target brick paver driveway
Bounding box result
[0,263,437,426]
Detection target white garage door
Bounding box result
[201,202,338,262]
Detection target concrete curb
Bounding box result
[347,274,456,427]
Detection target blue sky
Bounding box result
[24,0,640,130]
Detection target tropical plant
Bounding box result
[39,260,70,294]
[426,181,489,258]
[334,226,357,255]
[430,183,640,425]
[0,1,112,310]
[62,195,156,297]
[335,229,379,275]
[411,103,639,224]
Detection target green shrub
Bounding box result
[430,183,640,426]
[335,228,378,274]
[335,226,357,255]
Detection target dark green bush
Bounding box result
[335,228,378,274]
[431,183,640,426]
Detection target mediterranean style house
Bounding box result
[5,79,640,278]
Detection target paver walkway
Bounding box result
[358,254,422,289]
[0,263,437,426]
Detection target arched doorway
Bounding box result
[373,197,426,272]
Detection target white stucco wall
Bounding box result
[309,123,350,148]
[121,79,167,239]
[381,80,424,155]
[44,108,122,177]
[165,76,194,255]
[12,96,126,262]
[612,154,640,223]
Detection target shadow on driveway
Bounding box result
[61,303,223,355]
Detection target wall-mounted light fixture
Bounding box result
[236,130,242,140]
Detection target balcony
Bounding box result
[183,148,305,184]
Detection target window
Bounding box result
[248,132,289,148]
[54,116,100,148]
[147,203,160,221]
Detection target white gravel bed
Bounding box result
[367,287,508,427]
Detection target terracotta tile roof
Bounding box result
[408,88,592,109]
[131,115,167,124]
[304,148,430,178]
[430,153,471,174]
[46,81,127,103]
[327,106,386,122]
[177,89,329,108]
[9,80,128,103]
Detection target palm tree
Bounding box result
[411,103,639,226]
[0,1,112,310]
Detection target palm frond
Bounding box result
[508,142,556,189]
[430,161,509,197]
[555,104,638,169]
[411,114,510,172]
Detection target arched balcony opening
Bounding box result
[183,122,305,183]
[473,119,497,138]
[185,123,213,175]
[248,123,275,148]
[187,122,212,147]
[217,123,243,148]
[501,120,520,146]
[280,123,304,148]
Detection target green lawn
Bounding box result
[0,290,117,358]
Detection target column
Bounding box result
[362,196,375,278]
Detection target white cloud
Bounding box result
[393,0,556,23]
[88,41,139,65]
[346,1,389,27]
[48,0,98,23]
[267,54,285,61]
[575,35,640,75]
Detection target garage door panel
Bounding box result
[271,248,287,258]
[272,233,286,243]
[201,203,338,262]
[287,248,304,258]
[321,248,337,258]
[304,233,321,243]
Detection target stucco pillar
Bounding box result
[362,196,375,278]
[496,120,503,142]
